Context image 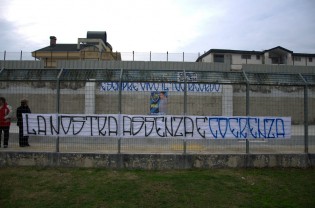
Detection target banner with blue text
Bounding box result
[100,82,221,93]
[23,114,291,139]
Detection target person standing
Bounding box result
[0,97,13,148]
[158,91,168,115]
[16,98,31,147]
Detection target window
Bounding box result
[309,57,313,62]
[241,54,251,59]
[294,57,301,61]
[256,55,260,60]
[271,57,279,64]
[213,54,224,63]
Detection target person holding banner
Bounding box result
[16,98,31,147]
[0,97,13,148]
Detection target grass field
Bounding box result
[0,167,314,208]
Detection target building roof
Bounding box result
[32,31,113,53]
[33,44,93,52]
[262,46,293,54]
[196,46,315,62]
[33,43,113,53]
[294,53,315,57]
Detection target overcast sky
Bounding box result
[0,0,315,54]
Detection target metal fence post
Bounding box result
[55,68,63,153]
[119,68,123,114]
[299,73,309,154]
[245,83,250,154]
[118,68,123,153]
[184,69,187,115]
[183,69,188,153]
[304,85,309,153]
[118,138,121,154]
[242,70,250,154]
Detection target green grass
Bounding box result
[0,167,314,208]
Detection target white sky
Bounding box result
[0,0,315,54]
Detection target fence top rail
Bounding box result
[0,68,315,86]
[0,68,60,81]
[301,74,315,85]
[244,71,306,86]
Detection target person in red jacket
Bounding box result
[0,97,12,148]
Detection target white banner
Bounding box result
[23,114,291,139]
[100,82,222,93]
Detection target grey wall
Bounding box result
[0,152,314,169]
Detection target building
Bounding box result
[32,31,121,68]
[196,46,315,68]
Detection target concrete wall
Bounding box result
[95,92,222,116]
[0,152,314,169]
[233,96,307,124]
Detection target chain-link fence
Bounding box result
[0,67,314,154]
[0,51,201,62]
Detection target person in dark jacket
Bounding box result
[16,98,31,147]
